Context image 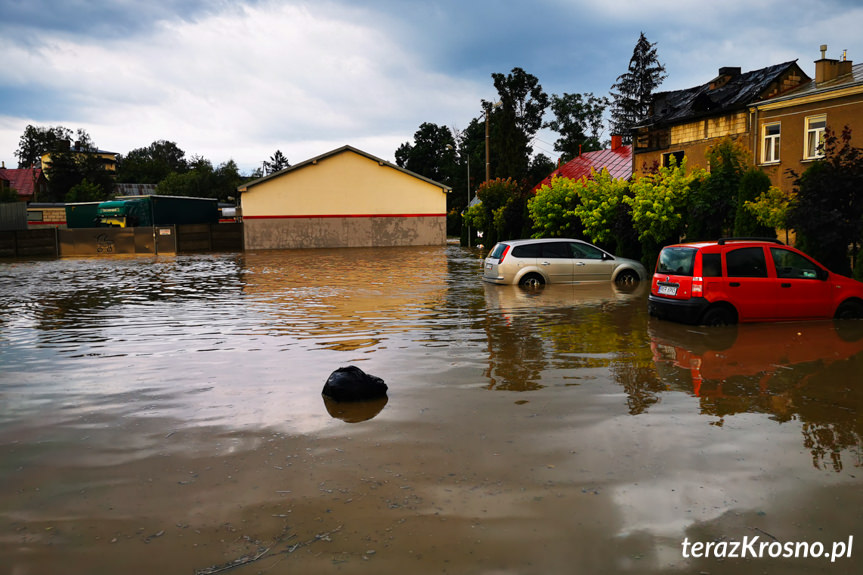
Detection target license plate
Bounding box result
[658,284,678,296]
[485,263,492,270]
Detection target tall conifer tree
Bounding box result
[609,32,667,142]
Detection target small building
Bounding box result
[0,165,49,202]
[750,46,863,195]
[532,136,632,191]
[633,61,810,176]
[238,145,450,250]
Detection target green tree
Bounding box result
[43,132,113,202]
[14,124,73,168]
[624,157,703,264]
[545,92,609,161]
[609,32,667,141]
[744,184,794,243]
[395,122,457,187]
[485,67,549,181]
[65,178,106,202]
[687,137,749,240]
[528,176,583,239]
[572,169,631,248]
[465,177,524,247]
[734,169,778,238]
[263,150,290,174]
[787,126,863,275]
[116,140,187,183]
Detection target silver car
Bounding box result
[482,238,646,287]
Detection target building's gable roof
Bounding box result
[239,145,451,193]
[532,145,632,191]
[642,61,807,127]
[0,167,44,199]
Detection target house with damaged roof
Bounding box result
[632,60,810,176]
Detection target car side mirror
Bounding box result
[819,268,829,281]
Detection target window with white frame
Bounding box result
[762,122,781,163]
[805,115,826,159]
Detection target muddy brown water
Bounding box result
[1,246,862,574]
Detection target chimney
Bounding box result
[709,67,741,90]
[611,134,623,151]
[815,44,853,83]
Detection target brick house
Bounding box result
[632,61,810,176]
[749,46,863,195]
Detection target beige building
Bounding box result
[750,46,863,195]
[239,145,450,250]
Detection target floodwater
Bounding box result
[1,245,862,575]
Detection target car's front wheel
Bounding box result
[519,273,545,288]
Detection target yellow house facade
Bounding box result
[750,47,863,196]
[239,145,450,249]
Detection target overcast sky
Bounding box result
[2,0,862,174]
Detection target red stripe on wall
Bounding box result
[243,213,447,219]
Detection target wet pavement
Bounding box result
[1,245,861,574]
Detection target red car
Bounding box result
[648,238,863,325]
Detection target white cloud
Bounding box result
[0,1,485,171]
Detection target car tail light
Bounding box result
[498,245,511,262]
[692,276,703,296]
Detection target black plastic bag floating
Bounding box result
[322,366,387,402]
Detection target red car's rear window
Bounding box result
[657,247,697,276]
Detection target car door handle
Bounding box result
[541,261,550,266]
[781,282,792,288]
[575,262,585,266]
[729,282,740,287]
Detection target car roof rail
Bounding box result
[717,237,784,246]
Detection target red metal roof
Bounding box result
[532,145,632,192]
[0,167,44,200]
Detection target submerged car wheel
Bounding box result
[614,269,639,286]
[519,273,545,288]
[700,305,737,326]
[835,299,863,320]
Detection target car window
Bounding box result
[571,242,605,260]
[771,248,821,279]
[657,247,696,276]
[726,247,768,278]
[701,253,722,277]
[489,243,508,259]
[511,243,541,258]
[541,242,572,258]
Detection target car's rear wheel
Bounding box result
[699,305,737,326]
[835,299,863,320]
[519,273,545,288]
[614,269,640,286]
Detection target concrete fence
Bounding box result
[0,223,243,258]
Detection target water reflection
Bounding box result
[481,282,657,395]
[239,247,450,352]
[323,395,389,422]
[650,320,863,472]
